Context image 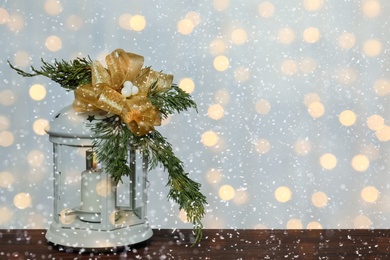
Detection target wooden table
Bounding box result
[1,229,390,259]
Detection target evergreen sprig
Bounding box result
[8,57,92,90]
[90,116,133,185]
[90,116,207,244]
[148,83,198,119]
[135,131,206,243]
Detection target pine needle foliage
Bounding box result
[135,130,206,243]
[148,82,198,119]
[90,115,206,243]
[8,57,92,90]
[90,116,133,185]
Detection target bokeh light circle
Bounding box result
[218,185,235,201]
[275,186,292,203]
[351,154,370,172]
[14,193,32,209]
[320,153,337,170]
[361,186,379,203]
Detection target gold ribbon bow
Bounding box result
[72,49,173,136]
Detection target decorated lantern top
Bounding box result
[9,49,207,243]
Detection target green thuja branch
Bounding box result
[90,116,206,244]
[135,131,206,244]
[8,57,92,90]
[148,83,198,119]
[90,116,133,185]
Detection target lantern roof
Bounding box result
[45,105,106,145]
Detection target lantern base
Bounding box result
[45,223,153,249]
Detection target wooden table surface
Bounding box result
[1,229,390,259]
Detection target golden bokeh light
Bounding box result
[306,221,323,229]
[293,139,312,156]
[253,224,268,229]
[338,32,356,50]
[130,15,146,31]
[13,51,31,68]
[375,125,390,142]
[206,168,223,184]
[308,101,325,118]
[362,0,381,18]
[361,143,380,161]
[0,115,10,131]
[209,39,226,55]
[27,150,45,168]
[45,35,62,52]
[0,8,9,24]
[44,0,62,16]
[0,207,12,225]
[351,154,370,172]
[0,171,15,188]
[337,67,357,85]
[13,192,32,209]
[231,28,248,45]
[177,18,194,35]
[66,15,83,31]
[213,0,230,11]
[303,27,320,43]
[339,110,357,126]
[299,57,317,74]
[281,59,298,75]
[373,79,390,96]
[178,77,195,93]
[286,218,303,229]
[303,0,324,11]
[109,210,118,225]
[213,55,229,71]
[0,131,14,147]
[7,14,24,32]
[363,39,382,57]
[366,114,384,131]
[0,91,16,106]
[178,209,188,223]
[33,118,49,135]
[118,13,132,30]
[185,11,201,26]
[233,190,249,205]
[214,89,230,105]
[218,185,235,201]
[304,92,321,107]
[208,104,224,120]
[354,215,372,228]
[254,139,271,154]
[201,131,219,147]
[275,186,292,203]
[320,153,337,170]
[361,186,379,203]
[161,115,172,126]
[96,179,114,197]
[234,66,250,82]
[258,1,275,18]
[29,84,46,101]
[311,191,328,208]
[277,27,295,44]
[255,99,271,115]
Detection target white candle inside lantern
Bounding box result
[79,149,102,222]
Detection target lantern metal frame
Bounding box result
[45,105,153,249]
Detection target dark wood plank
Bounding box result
[1,229,390,259]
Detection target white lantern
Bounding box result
[45,105,152,249]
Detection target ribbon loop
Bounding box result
[72,49,172,136]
